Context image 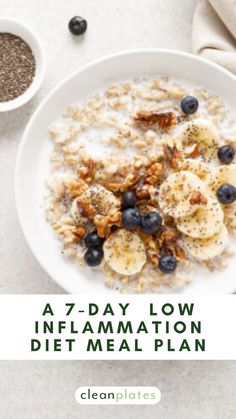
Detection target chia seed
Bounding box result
[0,32,36,102]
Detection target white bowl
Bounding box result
[0,17,45,112]
[15,49,236,294]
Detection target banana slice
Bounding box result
[71,185,120,224]
[158,171,207,218]
[182,225,229,261]
[103,229,146,276]
[181,118,220,157]
[82,185,120,215]
[207,164,236,191]
[178,159,211,182]
[71,198,87,225]
[176,196,224,238]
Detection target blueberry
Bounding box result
[84,231,104,248]
[217,145,235,164]
[216,183,236,205]
[158,255,177,274]
[180,96,199,115]
[122,208,141,230]
[122,191,137,209]
[141,212,162,234]
[84,247,103,267]
[68,16,87,35]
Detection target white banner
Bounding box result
[0,295,235,360]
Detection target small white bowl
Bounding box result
[0,17,45,112]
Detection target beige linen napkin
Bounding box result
[192,0,236,73]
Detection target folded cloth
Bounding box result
[192,0,236,74]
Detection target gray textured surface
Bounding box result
[0,361,236,419]
[2,1,236,419]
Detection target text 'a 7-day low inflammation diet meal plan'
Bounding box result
[1,0,236,418]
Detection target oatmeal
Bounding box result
[45,76,236,292]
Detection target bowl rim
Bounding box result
[0,16,46,112]
[15,48,236,293]
[15,46,236,117]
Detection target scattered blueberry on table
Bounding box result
[217,145,235,164]
[216,183,236,205]
[68,16,88,35]
[180,96,199,115]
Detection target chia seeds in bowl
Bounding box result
[0,17,45,112]
[0,32,36,102]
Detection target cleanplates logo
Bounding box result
[75,386,161,405]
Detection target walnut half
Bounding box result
[94,211,122,238]
[164,145,184,169]
[79,159,95,183]
[134,111,177,131]
[145,161,166,185]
